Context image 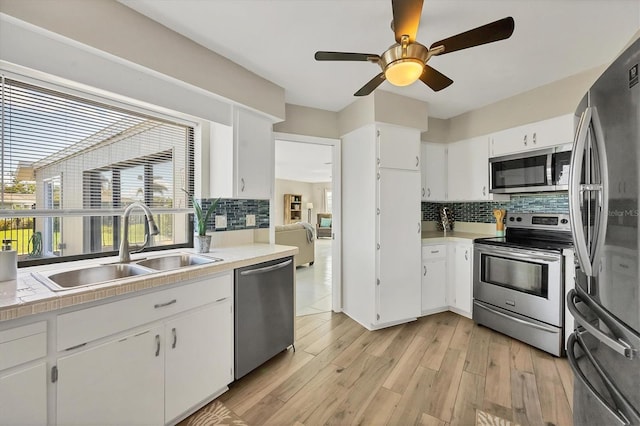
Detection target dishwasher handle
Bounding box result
[240,259,292,276]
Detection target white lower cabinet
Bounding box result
[0,362,48,425]
[56,326,165,425]
[165,302,232,423]
[0,321,48,426]
[55,273,233,425]
[448,242,473,317]
[421,244,447,314]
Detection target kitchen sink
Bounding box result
[135,253,222,271]
[33,263,155,291]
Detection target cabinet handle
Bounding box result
[465,250,469,261]
[422,187,425,197]
[417,223,421,234]
[416,156,419,167]
[523,134,527,146]
[171,328,177,349]
[241,178,245,192]
[427,188,431,197]
[155,334,160,357]
[423,265,427,276]
[430,250,439,254]
[533,132,537,144]
[482,186,486,196]
[154,299,176,309]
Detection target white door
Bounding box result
[165,302,232,423]
[0,363,47,426]
[422,258,447,313]
[377,168,421,324]
[452,243,473,315]
[57,327,164,425]
[235,108,273,199]
[422,142,447,201]
[378,125,420,170]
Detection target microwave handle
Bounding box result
[546,153,553,186]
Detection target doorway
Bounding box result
[274,133,341,316]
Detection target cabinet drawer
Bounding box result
[57,272,232,351]
[422,244,447,259]
[0,321,47,370]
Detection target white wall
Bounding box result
[274,179,330,226]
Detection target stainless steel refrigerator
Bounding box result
[567,36,640,426]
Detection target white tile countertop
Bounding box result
[0,244,298,322]
[421,230,495,243]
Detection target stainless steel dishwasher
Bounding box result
[234,256,294,379]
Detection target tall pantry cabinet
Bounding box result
[342,123,421,330]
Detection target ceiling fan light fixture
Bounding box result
[385,58,424,86]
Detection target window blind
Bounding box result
[0,75,194,260]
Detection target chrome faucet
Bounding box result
[119,202,160,263]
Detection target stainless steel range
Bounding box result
[473,212,573,356]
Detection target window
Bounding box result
[324,189,333,213]
[0,75,194,265]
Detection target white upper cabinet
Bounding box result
[489,113,576,157]
[448,136,489,201]
[210,107,273,199]
[377,124,421,170]
[421,142,447,201]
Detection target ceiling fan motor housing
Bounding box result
[380,42,429,86]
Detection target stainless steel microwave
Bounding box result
[489,146,572,193]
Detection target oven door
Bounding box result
[473,244,564,326]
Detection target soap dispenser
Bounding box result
[0,239,17,281]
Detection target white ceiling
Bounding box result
[121,0,639,119]
[275,140,332,183]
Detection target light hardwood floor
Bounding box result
[216,311,574,426]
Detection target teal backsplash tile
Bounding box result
[422,193,569,223]
[198,198,270,231]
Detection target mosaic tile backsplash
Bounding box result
[422,193,569,224]
[198,198,270,231]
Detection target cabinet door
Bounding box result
[530,114,575,149]
[421,259,447,313]
[489,125,527,157]
[421,142,447,201]
[378,125,421,170]
[57,326,164,426]
[0,363,47,426]
[450,243,473,317]
[377,168,421,323]
[234,108,273,199]
[165,302,232,423]
[467,137,490,200]
[447,139,472,201]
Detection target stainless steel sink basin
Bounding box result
[33,263,155,291]
[135,254,222,271]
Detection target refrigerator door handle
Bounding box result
[569,107,593,276]
[567,332,634,426]
[567,288,638,360]
[588,106,609,280]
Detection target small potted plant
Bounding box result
[182,189,220,253]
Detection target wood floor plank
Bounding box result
[294,313,347,351]
[364,323,403,357]
[555,356,574,410]
[303,315,364,355]
[449,316,474,353]
[388,366,438,426]
[383,335,428,394]
[419,323,456,371]
[295,315,330,339]
[380,320,422,362]
[510,370,544,426]
[484,341,512,408]
[450,371,485,426]
[464,325,492,376]
[332,329,378,368]
[531,350,573,426]
[355,387,401,426]
[420,412,447,426]
[424,347,466,422]
[241,394,285,425]
[510,338,534,373]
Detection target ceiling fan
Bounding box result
[314,0,515,96]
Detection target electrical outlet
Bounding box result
[215,215,227,229]
[246,214,256,227]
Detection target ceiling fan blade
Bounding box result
[315,51,380,61]
[392,0,424,43]
[419,65,453,92]
[429,17,515,55]
[354,73,386,96]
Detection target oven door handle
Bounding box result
[566,288,637,360]
[475,301,558,333]
[476,247,560,263]
[566,331,634,425]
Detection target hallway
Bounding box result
[295,238,332,316]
